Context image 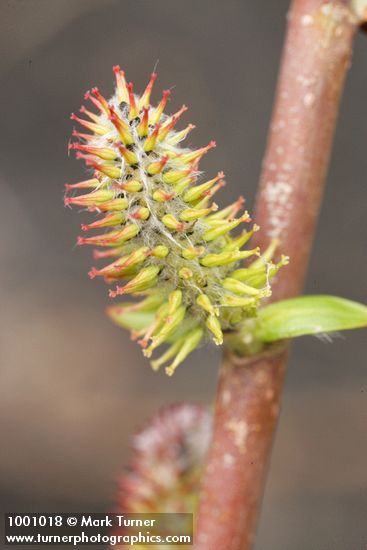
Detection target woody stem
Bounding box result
[194,1,361,549]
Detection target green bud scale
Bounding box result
[65,66,288,375]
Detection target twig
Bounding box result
[194,1,359,549]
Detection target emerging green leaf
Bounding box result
[255,295,367,343]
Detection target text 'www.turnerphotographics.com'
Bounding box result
[4,513,193,546]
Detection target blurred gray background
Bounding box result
[0,0,366,548]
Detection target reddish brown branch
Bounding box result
[254,0,357,301]
[195,1,358,549]
[195,344,288,550]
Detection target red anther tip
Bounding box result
[84,91,91,100]
[109,289,117,298]
[163,89,171,97]
[151,72,157,80]
[112,65,121,73]
[64,183,71,190]
[138,338,148,349]
[81,224,89,231]
[88,268,97,279]
[91,87,99,94]
[64,197,71,205]
[209,140,216,148]
[79,106,86,113]
[127,82,134,91]
[84,156,95,164]
[218,171,225,178]
[76,236,85,245]
[160,192,175,201]
[116,141,127,152]
[70,113,76,120]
